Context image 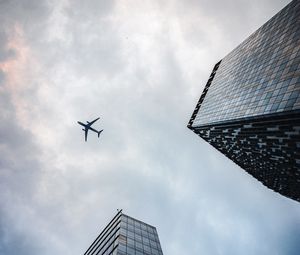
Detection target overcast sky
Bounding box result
[0,0,300,254]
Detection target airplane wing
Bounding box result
[85,129,88,142]
[88,117,100,126]
[77,121,86,127]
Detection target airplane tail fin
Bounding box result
[98,129,103,138]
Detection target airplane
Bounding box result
[77,117,103,142]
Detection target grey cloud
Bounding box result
[0,30,15,86]
[0,70,4,85]
[170,0,290,58]
[0,31,15,62]
[0,215,42,255]
[32,0,122,80]
[0,93,45,254]
[0,0,300,255]
[0,0,51,88]
[65,0,116,20]
[0,0,50,38]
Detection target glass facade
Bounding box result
[84,211,164,255]
[117,214,163,255]
[188,0,300,202]
[192,0,300,127]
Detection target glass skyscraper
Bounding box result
[188,0,300,202]
[83,210,164,255]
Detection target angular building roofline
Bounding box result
[84,210,122,255]
[187,60,222,128]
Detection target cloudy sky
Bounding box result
[0,0,300,254]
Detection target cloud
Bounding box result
[0,0,299,255]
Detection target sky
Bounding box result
[0,0,300,254]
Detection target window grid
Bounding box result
[193,0,300,127]
[116,215,163,255]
